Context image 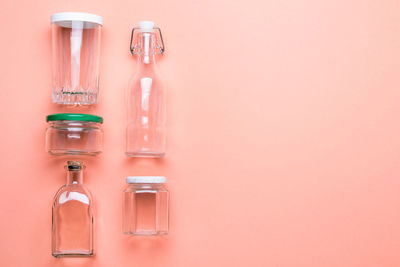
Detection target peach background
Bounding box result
[1,0,400,266]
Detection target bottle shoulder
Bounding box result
[129,63,163,79]
[129,71,164,83]
[53,184,93,205]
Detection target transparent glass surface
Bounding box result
[45,120,103,156]
[123,183,169,235]
[52,162,93,257]
[51,22,101,105]
[126,32,166,157]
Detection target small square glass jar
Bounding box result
[123,176,169,236]
[46,113,103,156]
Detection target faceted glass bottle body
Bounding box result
[52,162,93,257]
[126,30,166,157]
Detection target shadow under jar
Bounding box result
[123,176,169,236]
[46,113,103,156]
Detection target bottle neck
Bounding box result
[66,169,83,185]
[136,32,158,65]
[138,55,156,66]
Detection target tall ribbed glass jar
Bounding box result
[51,12,102,105]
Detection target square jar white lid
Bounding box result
[126,176,166,184]
[51,12,103,28]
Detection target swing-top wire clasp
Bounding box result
[130,27,165,55]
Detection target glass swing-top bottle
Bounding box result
[52,161,94,258]
[126,21,166,157]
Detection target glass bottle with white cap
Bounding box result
[52,161,94,257]
[126,21,166,157]
[51,12,103,105]
[123,176,169,235]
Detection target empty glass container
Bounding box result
[126,21,166,157]
[52,161,94,258]
[46,113,103,156]
[123,176,169,235]
[51,12,102,105]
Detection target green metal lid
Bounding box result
[46,113,103,123]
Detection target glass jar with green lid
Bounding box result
[46,113,103,156]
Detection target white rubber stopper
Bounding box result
[139,20,155,32]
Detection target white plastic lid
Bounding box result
[126,176,166,184]
[51,12,103,28]
[139,20,155,32]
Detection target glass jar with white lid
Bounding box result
[123,176,169,236]
[51,12,103,105]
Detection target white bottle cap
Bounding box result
[51,12,103,28]
[139,20,155,32]
[126,176,166,184]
